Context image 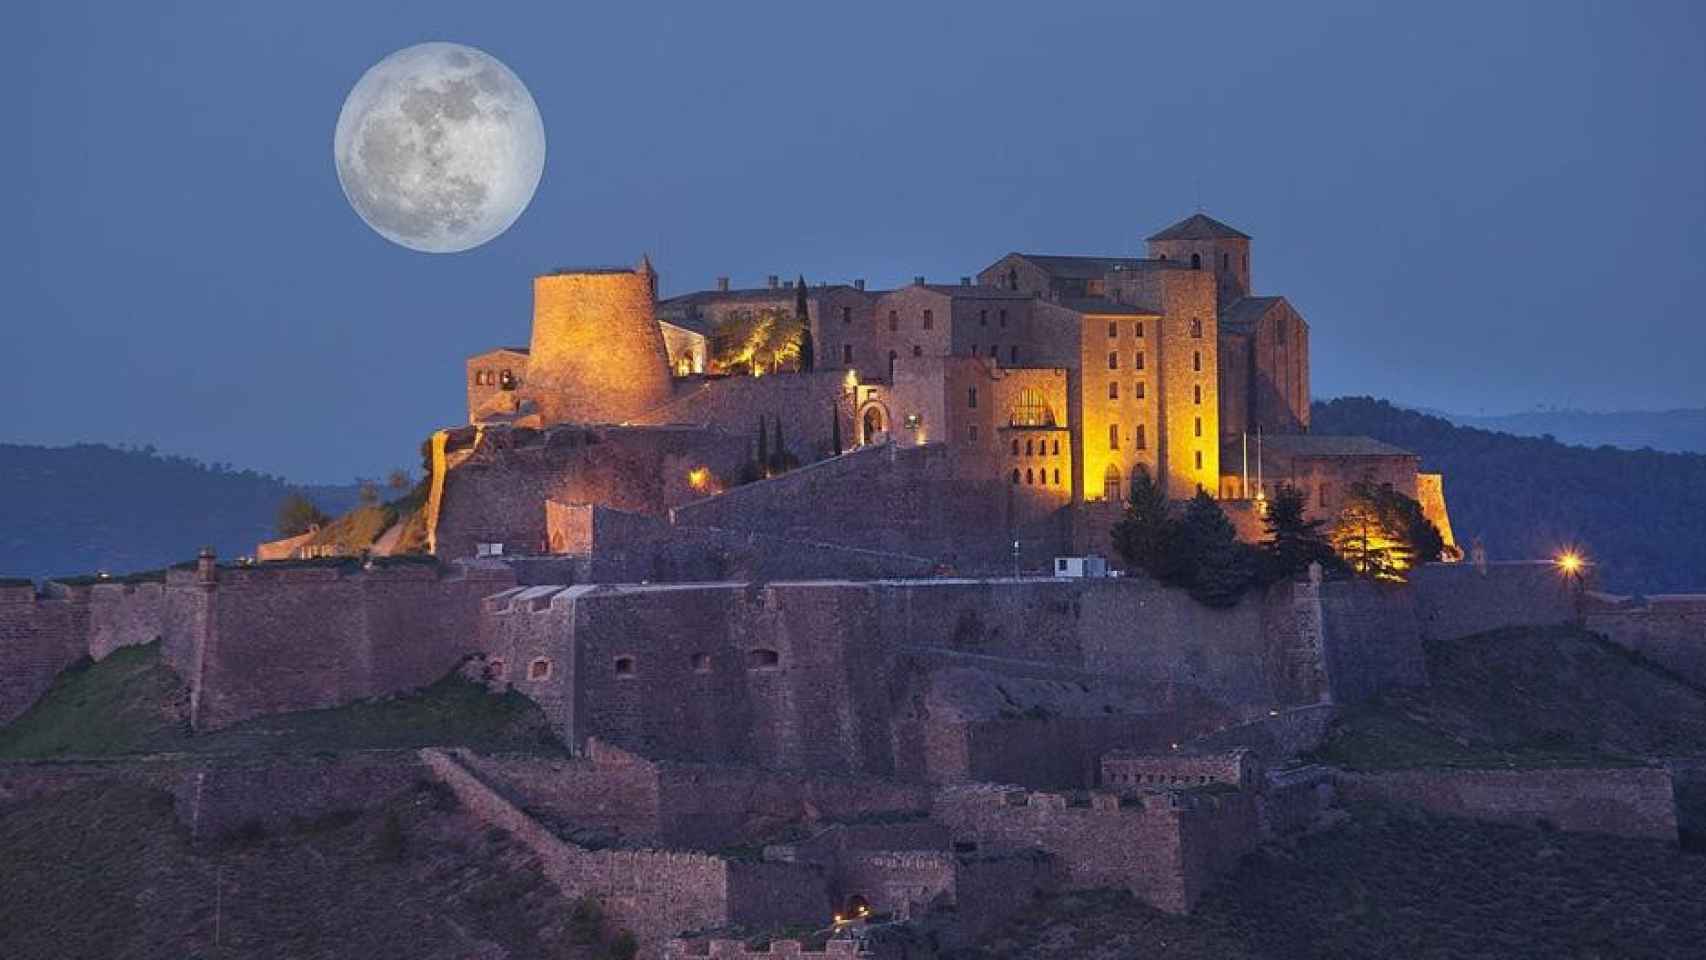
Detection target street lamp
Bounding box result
[1555,549,1588,622]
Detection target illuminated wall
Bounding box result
[524,261,673,426]
[465,347,530,423]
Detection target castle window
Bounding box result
[1135,351,1145,371]
[912,345,922,357]
[500,369,516,391]
[1109,424,1120,450]
[1052,439,1059,455]
[1026,439,1034,455]
[999,309,1008,327]
[473,370,485,386]
[1193,351,1202,371]
[1053,468,1060,484]
[1195,450,1204,470]
[843,344,853,364]
[1195,417,1202,438]
[1011,468,1020,484]
[1108,351,1119,370]
[1135,424,1146,449]
[968,386,978,409]
[528,658,552,681]
[1194,384,1202,404]
[1191,253,1201,270]
[1103,465,1122,502]
[1222,252,1229,269]
[614,656,636,678]
[1191,319,1204,338]
[1011,438,1020,454]
[1038,469,1046,486]
[1009,346,1018,363]
[1109,382,1119,400]
[488,658,507,680]
[1009,388,1054,427]
[968,425,978,442]
[692,652,712,673]
[980,309,988,326]
[1135,381,1146,399]
[888,310,898,332]
[1135,321,1144,337]
[1107,321,1118,338]
[923,309,934,330]
[842,306,852,324]
[748,648,781,669]
[1026,468,1034,485]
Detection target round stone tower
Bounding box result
[524,257,673,425]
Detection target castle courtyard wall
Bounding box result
[1336,767,1679,842]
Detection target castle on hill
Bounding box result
[440,212,1452,571]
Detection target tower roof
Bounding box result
[1146,213,1251,242]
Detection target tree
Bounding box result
[756,415,769,473]
[275,493,329,537]
[1258,483,1341,582]
[1330,478,1447,581]
[386,468,412,492]
[771,417,785,471]
[831,404,843,456]
[1111,466,1173,577]
[1174,491,1256,607]
[710,307,801,375]
[795,274,815,372]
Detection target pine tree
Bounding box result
[795,274,815,372]
[1259,483,1340,582]
[756,415,769,475]
[832,405,843,456]
[1175,491,1255,607]
[1110,466,1172,577]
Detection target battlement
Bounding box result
[662,940,867,958]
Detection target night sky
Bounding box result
[10,1,1704,483]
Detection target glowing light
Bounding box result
[687,467,711,491]
[1556,551,1584,576]
[844,369,859,392]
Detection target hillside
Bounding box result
[1313,397,1706,593]
[0,443,360,582]
[1439,406,1706,455]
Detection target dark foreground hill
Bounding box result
[0,443,359,582]
[1314,397,1706,593]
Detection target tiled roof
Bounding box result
[915,284,1033,300]
[1219,296,1283,333]
[1146,213,1251,242]
[1223,434,1417,459]
[1013,254,1151,279]
[1056,297,1156,316]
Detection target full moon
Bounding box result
[334,42,545,253]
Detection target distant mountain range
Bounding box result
[1418,406,1706,455]
[0,443,360,582]
[1315,398,1706,594]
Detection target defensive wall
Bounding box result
[0,582,89,725]
[1335,767,1680,843]
[930,783,1260,913]
[634,369,858,466]
[1586,593,1706,689]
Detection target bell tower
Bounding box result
[1146,213,1251,307]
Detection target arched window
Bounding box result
[1103,464,1123,502]
[500,369,516,390]
[1026,468,1034,485]
[1052,439,1059,455]
[1011,438,1019,454]
[1053,468,1060,484]
[1191,253,1201,270]
[1011,468,1020,484]
[968,386,978,409]
[1038,470,1047,486]
[1026,439,1034,455]
[1009,388,1053,427]
[888,310,899,332]
[748,648,781,669]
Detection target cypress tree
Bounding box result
[772,417,786,470]
[795,274,815,372]
[832,405,843,456]
[756,415,769,474]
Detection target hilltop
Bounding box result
[1437,406,1706,455]
[1314,397,1706,593]
[0,443,360,582]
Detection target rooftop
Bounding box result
[1056,297,1156,316]
[1222,433,1417,460]
[1220,296,1284,333]
[1146,213,1252,242]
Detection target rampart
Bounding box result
[88,579,166,661]
[1586,594,1706,689]
[1336,767,1679,842]
[0,583,89,725]
[634,369,858,466]
[1409,562,1575,646]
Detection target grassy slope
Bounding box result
[972,804,1706,960]
[1310,626,1706,770]
[0,779,599,960]
[0,642,564,759]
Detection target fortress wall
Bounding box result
[961,715,1167,789]
[1410,562,1574,645]
[836,850,958,918]
[172,751,424,841]
[434,425,748,560]
[458,749,663,844]
[1316,578,1426,701]
[88,581,166,661]
[654,764,932,850]
[930,786,1204,913]
[0,586,89,725]
[953,853,1057,939]
[1586,596,1706,689]
[1337,767,1679,842]
[725,859,835,931]
[192,562,515,731]
[478,586,581,737]
[1175,791,1263,907]
[633,370,858,465]
[1186,703,1337,760]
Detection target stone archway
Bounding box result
[859,403,890,445]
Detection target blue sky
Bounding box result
[8,1,1704,482]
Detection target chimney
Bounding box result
[960,276,971,286]
[854,279,866,291]
[913,275,926,286]
[716,276,730,292]
[196,546,217,586]
[767,275,780,289]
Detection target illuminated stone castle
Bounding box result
[454,213,1450,567]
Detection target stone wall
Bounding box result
[1316,577,1426,701]
[0,584,89,725]
[1586,594,1706,689]
[1337,767,1679,842]
[174,751,425,840]
[86,580,167,661]
[1410,562,1575,645]
[633,369,857,465]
